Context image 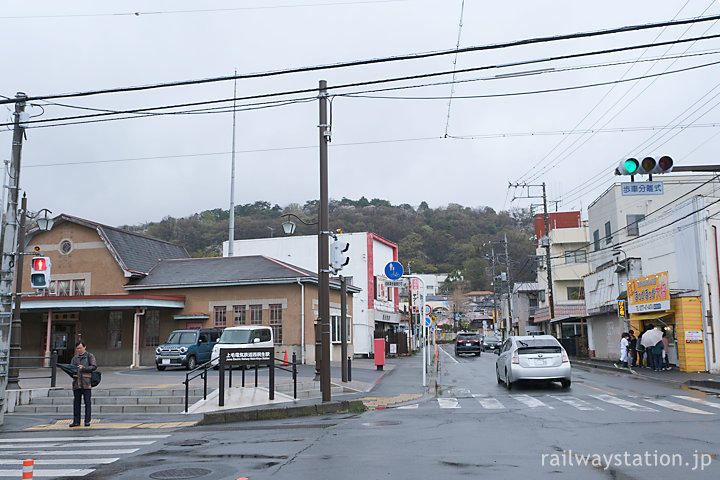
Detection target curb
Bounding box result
[196,399,367,425]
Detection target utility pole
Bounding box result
[0,92,27,424]
[228,71,237,257]
[340,276,348,382]
[508,182,555,322]
[504,233,513,336]
[317,80,331,402]
[491,244,497,333]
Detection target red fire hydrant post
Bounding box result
[374,338,385,371]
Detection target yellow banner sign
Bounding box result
[627,271,670,314]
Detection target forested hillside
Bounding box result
[125,198,537,292]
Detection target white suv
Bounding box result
[211,326,274,367]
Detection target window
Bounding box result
[50,279,86,296]
[605,221,612,244]
[214,306,227,329]
[564,251,587,264]
[567,286,585,300]
[269,304,282,343]
[627,214,645,236]
[59,239,73,255]
[233,305,246,326]
[331,315,352,343]
[529,297,538,308]
[250,304,262,325]
[108,311,122,349]
[144,310,160,347]
[593,230,600,252]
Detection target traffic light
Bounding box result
[30,256,52,289]
[330,240,350,273]
[615,156,673,176]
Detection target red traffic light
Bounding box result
[31,257,48,271]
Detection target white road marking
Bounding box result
[643,398,714,415]
[440,346,459,364]
[0,434,169,443]
[437,398,460,408]
[0,449,139,456]
[673,395,720,410]
[0,459,119,465]
[397,404,419,409]
[511,394,554,409]
[549,395,603,411]
[0,469,94,477]
[1,441,154,449]
[591,394,658,412]
[472,394,505,409]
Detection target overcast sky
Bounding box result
[3,0,720,227]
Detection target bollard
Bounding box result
[22,459,34,479]
[348,357,352,382]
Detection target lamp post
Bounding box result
[613,247,630,330]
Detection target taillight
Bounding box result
[562,350,569,363]
[512,352,519,364]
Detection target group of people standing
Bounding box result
[619,324,672,371]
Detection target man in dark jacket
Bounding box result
[70,340,97,427]
[627,330,637,367]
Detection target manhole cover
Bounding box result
[149,468,213,479]
[166,439,208,447]
[361,420,401,427]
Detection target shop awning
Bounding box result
[628,311,673,326]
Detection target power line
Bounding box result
[3,13,720,105]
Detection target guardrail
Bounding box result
[183,360,212,413]
[11,352,58,387]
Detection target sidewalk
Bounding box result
[571,356,720,393]
[5,354,434,428]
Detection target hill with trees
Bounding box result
[125,198,537,292]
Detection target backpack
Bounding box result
[90,371,102,387]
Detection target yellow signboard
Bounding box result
[627,271,670,314]
[617,300,626,318]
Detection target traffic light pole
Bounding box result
[7,194,27,390]
[318,80,331,402]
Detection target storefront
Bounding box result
[627,271,706,372]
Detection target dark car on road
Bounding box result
[482,335,501,353]
[455,332,482,356]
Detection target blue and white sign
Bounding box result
[621,181,663,196]
[425,316,432,327]
[385,261,404,280]
[424,305,431,315]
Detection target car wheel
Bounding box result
[156,365,166,371]
[496,368,503,384]
[560,379,571,389]
[505,368,513,390]
[476,352,481,357]
[186,356,197,370]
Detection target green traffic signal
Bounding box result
[623,158,639,174]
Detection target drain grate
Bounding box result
[149,468,213,479]
[361,420,401,427]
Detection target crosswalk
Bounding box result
[0,433,169,478]
[397,392,720,415]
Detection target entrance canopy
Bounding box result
[628,311,673,326]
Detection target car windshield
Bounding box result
[218,330,253,344]
[165,332,197,345]
[458,334,479,340]
[484,336,499,343]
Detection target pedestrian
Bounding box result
[644,324,656,370]
[619,332,629,368]
[662,330,671,371]
[70,340,97,427]
[635,330,646,368]
[627,330,637,367]
[651,339,664,372]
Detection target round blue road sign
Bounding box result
[385,261,404,280]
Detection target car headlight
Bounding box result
[155,347,161,354]
[179,347,188,354]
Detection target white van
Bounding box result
[211,326,274,367]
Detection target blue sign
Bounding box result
[385,261,404,280]
[621,181,663,196]
[425,316,432,327]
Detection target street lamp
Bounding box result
[280,213,318,236]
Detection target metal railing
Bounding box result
[183,353,299,413]
[11,352,58,387]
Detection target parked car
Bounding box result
[495,335,571,389]
[455,332,482,356]
[482,335,501,353]
[155,328,220,370]
[211,325,274,367]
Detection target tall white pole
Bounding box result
[228,71,237,257]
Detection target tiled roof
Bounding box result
[34,214,189,276]
[126,255,360,292]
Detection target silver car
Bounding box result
[495,335,571,389]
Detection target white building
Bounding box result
[585,175,720,372]
[224,232,400,356]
